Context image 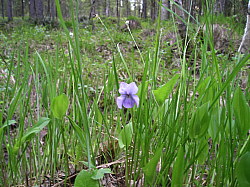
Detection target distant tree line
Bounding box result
[0,0,249,24]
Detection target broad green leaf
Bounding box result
[51,94,69,119]
[80,161,96,169]
[118,123,133,149]
[21,117,50,143]
[233,87,250,138]
[171,146,185,187]
[74,170,99,187]
[189,102,210,139]
[197,76,211,96]
[236,152,250,187]
[67,116,87,151]
[197,138,209,164]
[13,117,50,153]
[208,107,220,141]
[153,74,180,105]
[143,147,162,185]
[92,168,112,180]
[203,81,216,103]
[94,100,103,126]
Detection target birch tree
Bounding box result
[238,0,250,54]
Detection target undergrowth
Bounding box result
[0,1,249,186]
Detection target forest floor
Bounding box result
[0,16,249,186]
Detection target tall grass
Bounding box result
[0,0,249,186]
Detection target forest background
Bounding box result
[0,0,250,186]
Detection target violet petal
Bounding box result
[117,95,126,109]
[127,82,138,95]
[119,82,128,94]
[123,96,135,108]
[131,95,139,107]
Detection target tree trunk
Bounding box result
[106,0,110,16]
[116,0,120,26]
[102,0,106,16]
[89,0,96,30]
[137,0,141,17]
[238,0,250,54]
[51,0,56,21]
[142,0,147,19]
[47,0,50,17]
[151,0,156,21]
[134,3,136,16]
[35,0,43,22]
[161,0,169,20]
[1,0,4,18]
[96,0,100,15]
[29,0,36,20]
[214,0,225,14]
[21,0,24,18]
[125,0,130,17]
[224,0,232,16]
[7,0,13,21]
[89,0,96,19]
[173,0,187,47]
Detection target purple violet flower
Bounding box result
[117,82,139,109]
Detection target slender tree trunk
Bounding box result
[89,0,96,30]
[125,0,130,17]
[238,0,250,54]
[51,0,56,21]
[142,0,147,19]
[102,0,106,16]
[21,0,24,18]
[89,0,96,19]
[96,0,100,15]
[161,0,169,20]
[151,0,156,21]
[7,0,13,21]
[47,0,50,18]
[29,0,36,20]
[138,0,141,17]
[35,0,43,22]
[173,0,187,47]
[116,0,120,26]
[134,3,136,16]
[1,0,4,18]
[224,0,232,16]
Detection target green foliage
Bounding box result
[189,102,210,139]
[127,16,140,21]
[118,123,133,149]
[153,74,180,106]
[92,168,112,180]
[51,94,69,119]
[74,170,99,187]
[1,6,249,187]
[233,87,250,138]
[236,152,250,187]
[0,120,16,137]
[13,117,50,153]
[143,147,162,185]
[171,146,185,187]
